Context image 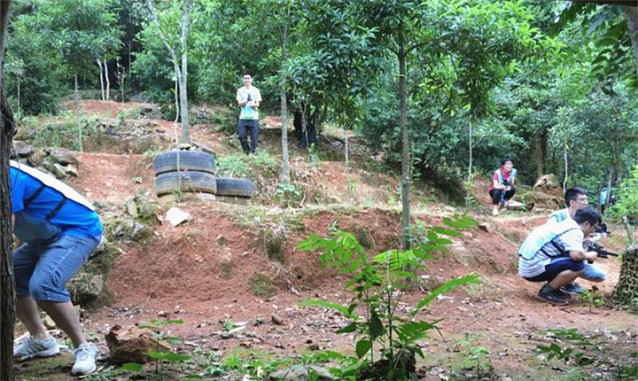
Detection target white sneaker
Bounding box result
[13,335,60,361]
[492,207,499,216]
[71,343,99,375]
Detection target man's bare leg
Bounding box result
[16,296,49,340]
[17,296,87,346]
[38,300,87,347]
[548,269,582,289]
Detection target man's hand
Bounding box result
[584,250,599,263]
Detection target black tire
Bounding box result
[155,171,217,196]
[216,177,256,197]
[154,151,216,175]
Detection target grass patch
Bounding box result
[248,272,277,298]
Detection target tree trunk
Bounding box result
[97,58,105,101]
[468,120,473,178]
[621,6,638,80]
[75,74,82,152]
[398,22,411,250]
[534,131,547,178]
[178,0,191,144]
[104,60,110,101]
[611,243,638,308]
[1,1,16,379]
[147,0,192,144]
[280,25,290,184]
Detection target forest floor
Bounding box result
[13,100,638,381]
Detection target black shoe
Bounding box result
[553,288,572,300]
[561,281,586,294]
[536,291,568,306]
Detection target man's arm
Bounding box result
[251,89,261,108]
[568,249,598,262]
[236,89,247,107]
[562,229,597,262]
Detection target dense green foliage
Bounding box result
[4,0,638,196]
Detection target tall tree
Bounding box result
[360,0,536,248]
[26,0,122,150]
[1,1,16,379]
[147,0,194,144]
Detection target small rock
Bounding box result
[219,332,235,340]
[165,207,191,226]
[271,313,284,325]
[105,325,171,365]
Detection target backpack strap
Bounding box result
[539,227,580,258]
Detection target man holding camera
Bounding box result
[488,156,517,216]
[519,206,602,306]
[236,74,262,155]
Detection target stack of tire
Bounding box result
[154,150,256,203]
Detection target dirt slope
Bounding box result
[15,101,638,380]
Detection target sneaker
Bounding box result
[536,290,568,306]
[553,288,572,300]
[71,343,99,375]
[561,281,586,294]
[492,207,499,216]
[13,335,60,361]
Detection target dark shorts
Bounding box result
[523,256,585,283]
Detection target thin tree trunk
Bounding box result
[468,120,473,178]
[280,25,290,184]
[1,1,16,379]
[147,0,192,144]
[622,6,638,80]
[302,102,309,151]
[104,60,110,101]
[534,132,546,178]
[75,74,82,152]
[345,128,351,202]
[97,58,105,101]
[563,138,568,192]
[178,0,191,143]
[398,22,411,250]
[605,168,613,207]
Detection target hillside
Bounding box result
[13,101,637,381]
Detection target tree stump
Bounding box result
[611,242,638,309]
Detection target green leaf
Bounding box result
[337,322,358,334]
[369,311,385,339]
[413,274,481,314]
[121,362,143,372]
[147,351,191,362]
[355,340,372,359]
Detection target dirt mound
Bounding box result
[15,101,637,380]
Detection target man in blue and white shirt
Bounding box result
[236,74,262,155]
[519,206,601,306]
[10,161,102,376]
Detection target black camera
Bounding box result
[502,179,510,186]
[247,94,252,102]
